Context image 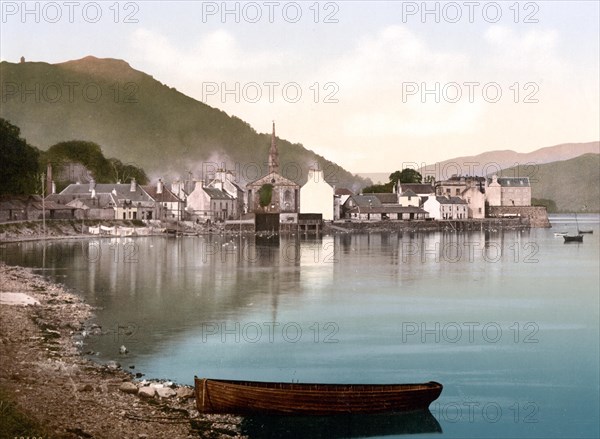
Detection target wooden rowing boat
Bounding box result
[194,377,443,415]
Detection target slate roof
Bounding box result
[372,193,397,204]
[203,187,233,200]
[345,205,427,214]
[335,188,354,196]
[399,183,435,195]
[60,183,153,203]
[399,189,417,197]
[143,186,182,203]
[345,195,383,208]
[495,177,530,187]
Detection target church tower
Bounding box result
[268,121,279,174]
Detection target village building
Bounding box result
[246,123,299,217]
[333,188,353,220]
[143,179,185,221]
[486,175,531,207]
[0,195,77,221]
[423,195,468,220]
[435,176,487,219]
[205,169,245,218]
[343,195,427,221]
[186,182,235,222]
[397,189,421,208]
[47,179,155,220]
[300,168,335,221]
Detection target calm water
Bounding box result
[1,214,599,438]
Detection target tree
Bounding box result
[258,184,273,207]
[0,118,40,195]
[389,169,423,185]
[362,182,394,193]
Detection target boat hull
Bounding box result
[195,377,443,415]
[563,234,583,242]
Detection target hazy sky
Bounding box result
[2,1,599,172]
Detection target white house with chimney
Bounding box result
[143,179,184,221]
[300,168,335,221]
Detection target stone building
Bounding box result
[246,122,299,214]
[486,175,531,207]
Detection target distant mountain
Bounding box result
[498,153,600,213]
[0,56,368,191]
[419,142,599,180]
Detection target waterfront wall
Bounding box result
[488,206,551,228]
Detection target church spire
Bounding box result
[268,120,279,174]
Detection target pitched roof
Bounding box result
[372,193,397,204]
[203,187,233,200]
[60,183,153,203]
[335,188,353,196]
[345,205,427,214]
[399,183,435,195]
[346,194,383,208]
[247,171,299,188]
[496,177,530,187]
[400,189,417,197]
[143,185,181,203]
[449,196,468,204]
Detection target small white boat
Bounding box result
[554,232,567,237]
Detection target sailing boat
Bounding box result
[577,205,593,234]
[563,212,583,243]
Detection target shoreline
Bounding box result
[0,262,243,438]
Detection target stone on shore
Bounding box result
[138,386,156,398]
[119,382,138,394]
[156,387,176,399]
[176,387,195,399]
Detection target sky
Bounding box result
[1,1,599,173]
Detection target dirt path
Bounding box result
[0,263,243,439]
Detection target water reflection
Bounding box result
[240,410,442,438]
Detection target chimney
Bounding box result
[89,178,96,192]
[157,179,163,194]
[130,178,137,192]
[91,188,96,199]
[51,181,56,194]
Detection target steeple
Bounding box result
[268,121,279,174]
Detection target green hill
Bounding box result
[498,153,600,212]
[0,56,367,190]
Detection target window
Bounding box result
[456,189,460,195]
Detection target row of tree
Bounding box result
[0,118,148,196]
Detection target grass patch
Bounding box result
[0,386,50,438]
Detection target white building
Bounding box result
[398,189,421,207]
[423,195,468,220]
[186,180,234,222]
[300,168,334,220]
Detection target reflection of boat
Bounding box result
[194,377,443,415]
[554,232,567,237]
[564,234,583,242]
[240,409,442,438]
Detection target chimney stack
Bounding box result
[51,181,56,194]
[157,179,163,194]
[130,178,137,192]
